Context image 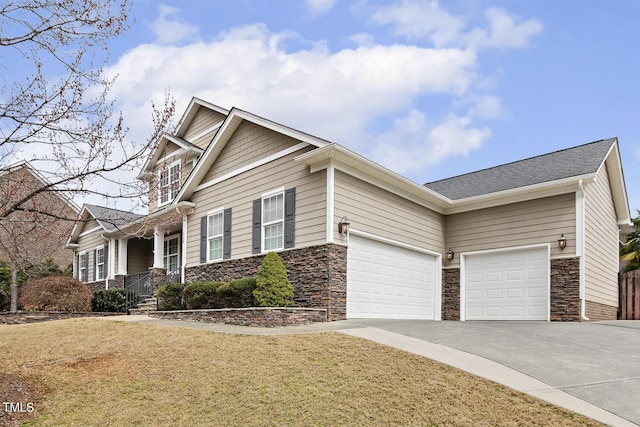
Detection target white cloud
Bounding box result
[466,8,543,49]
[372,0,465,47]
[305,0,337,15]
[105,23,477,151]
[149,4,199,45]
[348,32,375,47]
[371,1,542,51]
[370,102,492,175]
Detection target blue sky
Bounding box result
[96,0,640,212]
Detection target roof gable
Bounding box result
[68,204,145,244]
[175,97,229,140]
[173,107,330,203]
[137,134,203,179]
[424,138,616,200]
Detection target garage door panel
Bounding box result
[347,235,436,320]
[465,247,549,321]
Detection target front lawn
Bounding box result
[0,319,602,426]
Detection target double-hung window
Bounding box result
[164,236,180,274]
[159,161,181,206]
[95,247,105,280]
[79,253,87,282]
[207,211,224,261]
[262,192,284,251]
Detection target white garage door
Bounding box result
[347,234,437,319]
[464,246,549,320]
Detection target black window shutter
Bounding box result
[200,216,207,263]
[75,254,80,279]
[103,245,109,279]
[92,249,97,281]
[223,208,232,260]
[83,253,88,282]
[252,199,262,254]
[284,188,296,248]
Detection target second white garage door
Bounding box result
[347,234,438,320]
[463,246,549,320]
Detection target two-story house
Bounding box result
[66,97,630,321]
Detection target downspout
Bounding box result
[577,180,589,321]
[178,207,188,284]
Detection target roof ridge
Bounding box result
[424,137,616,186]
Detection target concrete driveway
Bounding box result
[339,320,640,426]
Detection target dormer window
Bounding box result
[159,160,181,206]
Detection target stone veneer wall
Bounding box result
[185,244,347,321]
[85,276,124,292]
[150,308,327,327]
[585,300,617,321]
[442,268,460,320]
[550,257,581,321]
[85,280,106,292]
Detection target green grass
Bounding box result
[0,319,603,426]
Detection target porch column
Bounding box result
[153,226,165,269]
[109,238,116,280]
[181,215,188,283]
[117,238,128,275]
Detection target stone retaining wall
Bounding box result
[0,312,123,325]
[149,308,327,327]
[185,244,347,321]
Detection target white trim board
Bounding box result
[194,142,308,193]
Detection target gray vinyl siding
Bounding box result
[76,229,105,282]
[445,193,576,267]
[201,121,303,183]
[183,108,226,148]
[186,147,325,266]
[81,219,100,233]
[333,170,445,253]
[584,164,619,307]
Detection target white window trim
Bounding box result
[95,246,105,281]
[163,233,181,274]
[158,159,181,207]
[78,252,87,282]
[206,208,225,262]
[262,190,285,252]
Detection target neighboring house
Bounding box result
[65,97,631,321]
[0,161,79,269]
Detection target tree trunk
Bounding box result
[9,264,18,313]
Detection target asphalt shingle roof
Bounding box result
[423,138,616,200]
[84,204,145,231]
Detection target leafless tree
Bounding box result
[0,1,176,310]
[0,0,175,220]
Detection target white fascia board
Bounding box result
[79,225,104,237]
[194,142,308,193]
[175,97,230,138]
[184,121,223,144]
[176,107,327,204]
[295,144,449,214]
[601,140,632,225]
[445,174,596,214]
[102,201,195,237]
